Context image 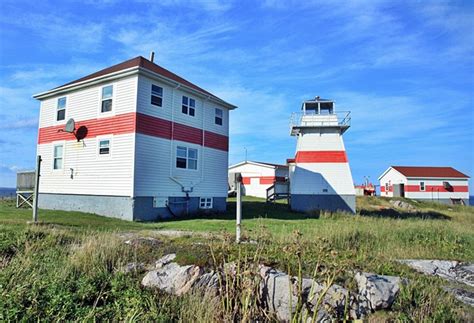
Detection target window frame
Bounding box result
[215,108,223,126]
[97,136,113,159]
[151,84,163,107]
[56,96,67,123]
[98,84,115,116]
[52,142,65,171]
[199,197,213,209]
[182,95,196,117]
[420,181,425,191]
[175,145,198,170]
[385,182,389,192]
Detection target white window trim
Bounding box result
[52,141,66,172]
[215,108,223,126]
[175,145,199,171]
[97,83,116,118]
[55,95,68,125]
[182,95,196,117]
[97,135,113,159]
[199,197,213,209]
[151,84,164,107]
[420,181,425,191]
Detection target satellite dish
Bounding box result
[64,118,75,133]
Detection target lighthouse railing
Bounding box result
[289,111,351,130]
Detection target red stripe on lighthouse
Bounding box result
[295,151,348,163]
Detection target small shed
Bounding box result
[228,161,289,200]
[378,166,470,205]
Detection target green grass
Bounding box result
[1,196,473,321]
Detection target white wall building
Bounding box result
[378,166,470,205]
[33,56,237,221]
[287,97,356,213]
[228,161,288,199]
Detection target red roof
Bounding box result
[392,166,469,178]
[54,56,222,102]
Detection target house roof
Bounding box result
[34,56,236,109]
[229,160,288,170]
[391,166,469,179]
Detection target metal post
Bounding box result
[236,173,242,243]
[32,155,41,223]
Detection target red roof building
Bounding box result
[378,166,469,205]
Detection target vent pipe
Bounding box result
[149,51,155,63]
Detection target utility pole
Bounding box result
[236,173,242,243]
[32,155,42,223]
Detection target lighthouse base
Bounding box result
[290,194,356,214]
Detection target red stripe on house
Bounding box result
[405,185,468,193]
[295,151,348,163]
[242,177,251,184]
[38,113,229,152]
[38,113,136,144]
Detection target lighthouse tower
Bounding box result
[288,97,355,213]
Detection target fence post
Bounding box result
[32,155,41,223]
[236,173,242,243]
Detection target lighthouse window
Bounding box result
[57,97,66,121]
[101,85,113,113]
[215,108,223,125]
[176,146,198,170]
[151,84,163,107]
[182,96,195,116]
[420,181,425,191]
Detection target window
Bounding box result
[200,197,213,209]
[151,84,163,107]
[385,182,389,192]
[182,96,195,116]
[176,146,198,170]
[101,85,113,113]
[215,108,223,125]
[53,144,64,170]
[57,97,66,121]
[99,139,110,155]
[420,181,425,191]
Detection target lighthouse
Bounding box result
[287,97,356,213]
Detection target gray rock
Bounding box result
[355,272,402,310]
[155,253,177,268]
[399,259,473,287]
[389,199,416,211]
[193,271,220,293]
[142,262,202,296]
[261,268,297,321]
[124,236,161,247]
[443,287,474,307]
[120,262,145,274]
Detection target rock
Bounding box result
[124,236,161,247]
[443,287,474,307]
[193,271,220,293]
[355,272,402,310]
[155,253,177,268]
[261,268,297,321]
[120,262,145,274]
[142,262,203,296]
[398,259,473,287]
[389,200,415,211]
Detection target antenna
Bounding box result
[64,118,75,133]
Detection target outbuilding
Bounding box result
[228,161,288,199]
[33,56,237,221]
[378,166,469,205]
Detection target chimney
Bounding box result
[149,51,155,63]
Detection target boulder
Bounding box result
[142,262,202,296]
[120,262,145,274]
[192,270,220,293]
[155,253,177,268]
[261,267,298,321]
[355,272,402,310]
[124,236,161,247]
[389,200,415,211]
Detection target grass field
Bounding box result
[1,196,473,321]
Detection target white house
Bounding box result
[378,166,469,205]
[33,56,237,221]
[228,161,288,199]
[287,97,356,213]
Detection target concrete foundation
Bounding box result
[408,197,470,206]
[38,193,227,221]
[290,194,356,214]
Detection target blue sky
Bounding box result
[0,0,473,190]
